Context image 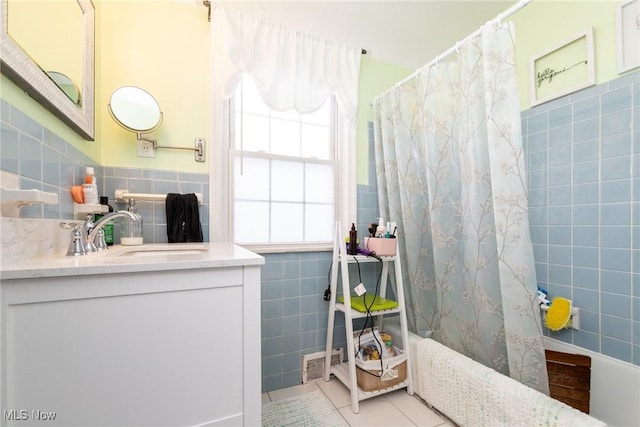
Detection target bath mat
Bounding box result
[262,389,345,427]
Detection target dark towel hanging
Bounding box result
[165,193,203,243]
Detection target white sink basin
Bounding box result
[106,244,208,257]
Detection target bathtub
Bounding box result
[384,319,638,427]
[543,337,640,427]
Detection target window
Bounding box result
[229,75,339,250]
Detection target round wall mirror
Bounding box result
[108,86,163,133]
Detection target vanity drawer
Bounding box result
[4,267,245,305]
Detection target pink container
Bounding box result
[364,237,397,256]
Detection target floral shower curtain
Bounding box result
[373,22,549,393]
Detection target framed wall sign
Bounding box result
[529,28,595,107]
[616,0,640,73]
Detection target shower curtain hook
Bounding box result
[455,42,461,55]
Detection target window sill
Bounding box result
[238,242,333,254]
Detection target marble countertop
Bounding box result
[1,242,264,280]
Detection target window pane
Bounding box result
[271,108,300,121]
[271,160,303,202]
[270,118,300,157]
[231,75,337,247]
[301,123,330,159]
[241,114,269,152]
[234,156,269,201]
[305,163,334,203]
[235,201,269,243]
[305,204,334,241]
[271,202,303,242]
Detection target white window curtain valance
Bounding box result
[211,6,361,119]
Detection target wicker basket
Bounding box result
[355,348,407,392]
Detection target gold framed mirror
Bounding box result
[0,0,95,140]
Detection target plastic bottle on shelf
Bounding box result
[82,167,99,204]
[95,196,115,246]
[349,223,358,255]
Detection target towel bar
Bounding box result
[114,189,203,205]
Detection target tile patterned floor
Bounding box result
[262,378,453,427]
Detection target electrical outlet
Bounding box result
[137,140,155,158]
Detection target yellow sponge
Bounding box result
[545,297,572,331]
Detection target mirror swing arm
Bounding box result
[108,86,205,163]
[136,132,205,163]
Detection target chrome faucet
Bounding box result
[60,222,88,256]
[86,210,139,251]
[61,210,141,256]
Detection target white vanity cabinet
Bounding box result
[0,244,263,427]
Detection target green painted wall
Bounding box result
[358,1,634,181]
[356,56,411,184]
[1,0,210,173]
[98,0,209,173]
[510,0,629,110]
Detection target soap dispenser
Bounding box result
[120,199,143,246]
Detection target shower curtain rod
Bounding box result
[376,0,532,99]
